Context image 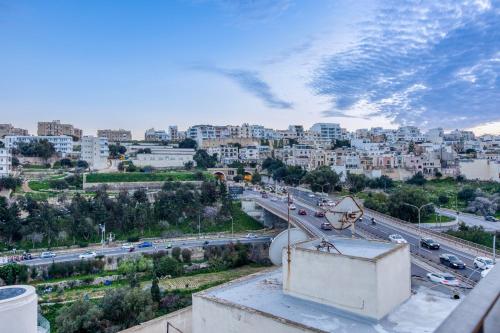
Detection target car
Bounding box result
[439,253,466,269]
[308,194,315,198]
[270,197,278,202]
[22,252,32,260]
[320,222,333,230]
[79,251,97,260]
[326,201,336,207]
[481,267,492,278]
[40,251,56,259]
[474,257,494,270]
[246,233,258,239]
[298,209,307,215]
[485,215,498,222]
[203,240,210,245]
[388,234,407,244]
[289,204,297,210]
[138,241,153,248]
[420,237,440,250]
[165,242,173,249]
[314,211,325,218]
[426,272,460,286]
[261,193,268,198]
[121,243,134,250]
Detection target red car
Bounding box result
[298,209,307,215]
[314,211,325,218]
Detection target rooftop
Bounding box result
[200,268,460,333]
[298,238,399,260]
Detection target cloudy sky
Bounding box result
[0,0,498,138]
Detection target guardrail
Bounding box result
[364,208,493,256]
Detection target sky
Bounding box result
[0,0,499,139]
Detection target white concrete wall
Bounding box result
[192,296,314,333]
[459,159,500,182]
[0,285,38,333]
[119,306,192,333]
[283,247,378,318]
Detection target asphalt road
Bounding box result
[19,236,271,267]
[436,208,500,232]
[251,188,486,283]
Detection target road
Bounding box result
[436,208,500,232]
[250,188,486,283]
[19,236,271,267]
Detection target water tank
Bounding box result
[0,285,38,333]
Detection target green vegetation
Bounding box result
[86,171,212,183]
[446,223,500,250]
[13,139,55,159]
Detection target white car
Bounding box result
[289,204,297,210]
[426,272,460,286]
[388,234,407,244]
[40,251,56,259]
[79,251,97,260]
[473,257,494,270]
[481,267,492,278]
[121,243,134,250]
[270,197,278,202]
[308,194,315,198]
[326,201,336,207]
[245,233,258,239]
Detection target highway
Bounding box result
[436,207,500,232]
[250,188,488,283]
[18,236,271,267]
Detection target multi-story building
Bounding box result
[310,123,343,143]
[81,136,109,170]
[187,125,216,145]
[169,126,180,142]
[239,145,260,163]
[207,145,239,165]
[97,129,132,142]
[0,124,29,138]
[144,128,170,142]
[4,135,73,156]
[37,120,82,140]
[0,148,12,178]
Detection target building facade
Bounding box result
[0,124,29,138]
[0,148,12,178]
[97,129,132,142]
[4,135,73,156]
[81,136,109,170]
[37,120,82,140]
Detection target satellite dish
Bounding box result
[269,228,309,266]
[325,196,363,230]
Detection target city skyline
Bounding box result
[1,0,499,138]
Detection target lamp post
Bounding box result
[230,216,234,239]
[403,202,433,254]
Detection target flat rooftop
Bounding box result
[298,237,399,260]
[200,268,460,333]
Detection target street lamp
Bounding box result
[229,216,234,238]
[403,202,433,254]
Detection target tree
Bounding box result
[181,248,192,263]
[133,189,148,203]
[59,158,74,168]
[438,195,450,205]
[151,277,161,303]
[407,141,415,153]
[76,160,89,169]
[184,160,194,170]
[171,247,181,261]
[251,171,262,184]
[0,176,21,191]
[303,166,340,193]
[193,149,217,169]
[101,288,154,330]
[109,144,127,158]
[387,186,434,222]
[154,256,183,278]
[49,179,69,190]
[178,138,197,149]
[406,172,426,186]
[346,173,367,193]
[458,187,476,202]
[367,175,394,190]
[16,139,55,159]
[56,300,103,333]
[200,181,217,205]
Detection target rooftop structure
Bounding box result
[0,285,39,333]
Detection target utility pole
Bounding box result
[287,192,291,265]
[494,232,498,264]
[99,223,105,249]
[198,214,201,239]
[230,216,234,238]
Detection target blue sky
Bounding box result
[0,0,498,138]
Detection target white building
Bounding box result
[239,145,260,162]
[187,125,216,146]
[310,123,343,143]
[81,136,109,170]
[144,128,170,142]
[131,148,196,169]
[207,145,239,165]
[0,148,12,178]
[459,159,500,182]
[4,135,73,156]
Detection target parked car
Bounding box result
[289,204,297,210]
[473,257,494,270]
[321,222,333,230]
[138,241,153,248]
[79,251,97,260]
[40,251,56,259]
[440,253,466,269]
[165,242,173,249]
[298,209,307,215]
[426,272,459,286]
[420,237,440,250]
[314,211,325,218]
[485,215,498,222]
[245,233,258,239]
[388,234,407,244]
[261,193,268,198]
[121,243,134,250]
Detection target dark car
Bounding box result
[298,209,307,215]
[261,193,268,198]
[440,253,466,269]
[485,215,498,222]
[138,241,153,248]
[321,222,333,230]
[420,237,440,250]
[314,211,325,218]
[22,252,32,260]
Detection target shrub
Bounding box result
[154,256,183,278]
[181,248,192,263]
[171,247,181,261]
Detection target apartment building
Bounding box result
[0,124,29,138]
[310,123,343,143]
[4,135,73,156]
[81,136,109,170]
[97,129,132,142]
[187,125,216,145]
[144,128,170,142]
[0,148,12,178]
[207,145,239,165]
[37,120,82,140]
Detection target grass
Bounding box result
[421,212,455,224]
[28,180,50,191]
[85,171,214,183]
